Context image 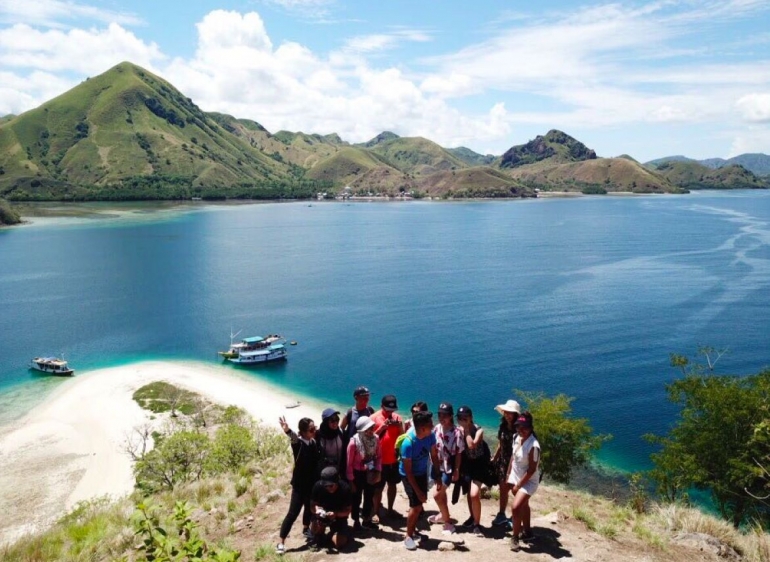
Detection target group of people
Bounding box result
[276,385,541,554]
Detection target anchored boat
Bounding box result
[30,357,74,376]
[228,341,288,365]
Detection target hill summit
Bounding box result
[500,129,597,169]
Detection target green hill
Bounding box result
[367,136,468,176]
[416,167,535,198]
[655,161,767,189]
[506,156,683,194]
[447,146,497,166]
[359,131,399,148]
[303,146,413,193]
[500,129,597,169]
[0,62,314,200]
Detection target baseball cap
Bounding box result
[381,394,398,411]
[353,385,370,398]
[319,466,339,486]
[356,415,375,432]
[514,415,533,428]
[457,405,472,418]
[438,402,454,415]
[322,407,340,421]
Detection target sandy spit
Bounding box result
[0,360,326,545]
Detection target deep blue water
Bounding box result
[1,192,769,473]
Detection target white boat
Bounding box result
[30,357,74,376]
[228,342,288,365]
[218,331,285,359]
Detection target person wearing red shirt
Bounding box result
[370,394,404,521]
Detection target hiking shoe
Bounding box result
[460,516,474,528]
[520,529,535,543]
[404,535,418,550]
[491,512,508,526]
[427,514,444,524]
[275,543,285,555]
[473,525,484,537]
[506,518,513,530]
[361,519,378,530]
[442,523,456,535]
[510,535,521,552]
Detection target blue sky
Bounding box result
[1,0,769,161]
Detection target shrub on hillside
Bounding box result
[0,199,21,225]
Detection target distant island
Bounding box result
[0,61,767,205]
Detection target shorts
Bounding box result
[375,463,402,489]
[507,473,539,496]
[402,474,429,508]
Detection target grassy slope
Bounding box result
[0,62,295,197]
[303,146,412,191]
[506,157,683,193]
[416,166,535,197]
[655,161,768,189]
[368,136,469,176]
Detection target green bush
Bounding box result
[0,199,21,225]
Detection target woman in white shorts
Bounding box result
[506,412,541,551]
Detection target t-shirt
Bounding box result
[398,428,436,477]
[434,424,465,473]
[371,410,403,465]
[311,480,353,513]
[345,406,375,439]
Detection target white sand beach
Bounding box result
[0,360,325,545]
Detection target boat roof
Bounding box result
[34,357,68,364]
[242,336,264,344]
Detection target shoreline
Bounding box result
[0,360,329,545]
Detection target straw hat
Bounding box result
[494,399,522,415]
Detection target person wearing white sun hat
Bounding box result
[490,399,521,527]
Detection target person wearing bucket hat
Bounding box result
[371,394,404,521]
[490,399,521,527]
[316,407,347,480]
[346,416,382,532]
[508,412,541,551]
[340,386,375,441]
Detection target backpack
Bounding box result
[394,433,412,462]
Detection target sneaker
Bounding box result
[427,514,444,524]
[506,518,513,531]
[473,525,484,537]
[404,535,418,550]
[361,519,378,530]
[460,516,474,528]
[442,523,456,535]
[520,529,535,543]
[302,528,314,540]
[275,543,285,555]
[510,536,520,552]
[491,512,508,527]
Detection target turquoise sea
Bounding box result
[1,192,769,474]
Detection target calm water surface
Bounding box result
[1,193,769,473]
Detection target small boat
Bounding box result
[228,342,288,365]
[285,401,301,409]
[30,357,74,376]
[218,331,284,359]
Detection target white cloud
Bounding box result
[343,29,431,54]
[728,126,770,156]
[736,93,770,123]
[0,23,164,74]
[0,0,142,28]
